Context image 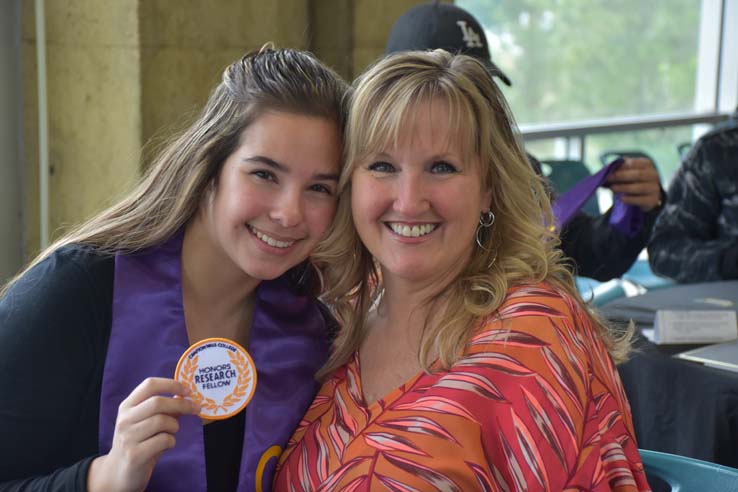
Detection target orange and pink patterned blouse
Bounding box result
[274,284,651,491]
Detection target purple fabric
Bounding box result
[99,232,330,491]
[99,232,203,491]
[240,277,329,491]
[552,158,644,238]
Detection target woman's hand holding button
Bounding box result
[87,377,200,492]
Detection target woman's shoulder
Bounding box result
[28,243,113,273]
[53,243,114,269]
[493,281,582,323]
[27,244,114,292]
[2,244,115,318]
[470,281,592,357]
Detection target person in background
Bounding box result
[0,48,348,492]
[648,110,738,282]
[385,1,664,282]
[274,50,649,492]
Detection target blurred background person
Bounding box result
[648,109,738,282]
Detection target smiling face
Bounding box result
[202,110,341,282]
[351,98,492,287]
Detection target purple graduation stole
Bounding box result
[99,233,330,491]
[552,158,644,237]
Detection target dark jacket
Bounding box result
[648,121,738,282]
[529,154,662,281]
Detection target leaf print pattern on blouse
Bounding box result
[274,283,651,492]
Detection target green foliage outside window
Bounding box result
[458,0,701,181]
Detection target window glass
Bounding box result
[524,139,557,160]
[583,126,695,184]
[525,125,697,188]
[458,0,701,125]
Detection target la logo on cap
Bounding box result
[175,337,257,420]
[456,20,483,48]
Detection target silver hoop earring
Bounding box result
[475,210,495,250]
[480,210,495,227]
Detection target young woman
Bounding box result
[275,50,650,491]
[0,48,348,492]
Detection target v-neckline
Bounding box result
[351,351,428,416]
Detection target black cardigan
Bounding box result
[0,245,244,491]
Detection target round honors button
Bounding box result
[175,337,257,420]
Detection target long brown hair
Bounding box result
[315,50,630,378]
[3,47,350,295]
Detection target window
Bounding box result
[459,0,701,124]
[458,0,737,184]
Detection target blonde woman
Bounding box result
[275,50,650,491]
[0,48,348,492]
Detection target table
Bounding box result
[617,335,738,467]
[601,281,738,467]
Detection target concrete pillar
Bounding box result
[309,0,355,80]
[0,0,23,281]
[21,0,142,255]
[21,0,312,256]
[139,0,311,146]
[18,0,441,260]
[351,0,429,76]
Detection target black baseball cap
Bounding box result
[385,1,512,86]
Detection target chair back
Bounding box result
[599,150,656,167]
[640,449,738,492]
[677,142,692,160]
[589,279,627,306]
[539,159,601,216]
[622,258,673,290]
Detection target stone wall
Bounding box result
[20,0,433,256]
[21,0,142,254]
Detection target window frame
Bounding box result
[499,0,738,161]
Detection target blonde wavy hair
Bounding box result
[3,47,349,297]
[315,50,630,378]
